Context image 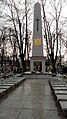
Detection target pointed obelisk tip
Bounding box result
[33,0,43,56]
[34,2,40,7]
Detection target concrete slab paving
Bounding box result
[18,109,64,119]
[0,99,25,109]
[0,108,21,119]
[23,98,57,110]
[0,78,66,119]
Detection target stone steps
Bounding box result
[23,72,52,79]
[49,79,67,117]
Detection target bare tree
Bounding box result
[42,0,64,73]
[0,0,33,72]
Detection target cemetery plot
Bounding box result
[0,89,7,96]
[53,87,67,90]
[49,79,67,117]
[49,80,63,87]
[0,76,25,97]
[59,101,67,117]
[0,83,14,86]
[56,95,67,101]
[0,81,16,87]
[0,85,11,89]
[50,81,62,84]
[6,81,18,85]
[0,89,7,93]
[55,90,67,95]
[52,84,65,87]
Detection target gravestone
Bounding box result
[30,2,45,73]
[0,85,11,89]
[52,85,65,87]
[55,90,67,95]
[0,89,6,93]
[59,101,67,116]
[57,95,67,101]
[53,87,67,90]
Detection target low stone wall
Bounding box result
[23,72,52,79]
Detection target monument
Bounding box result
[30,2,45,73]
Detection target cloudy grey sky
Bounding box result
[0,0,67,59]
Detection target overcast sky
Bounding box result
[0,0,67,60]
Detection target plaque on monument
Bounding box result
[30,2,45,73]
[34,61,42,72]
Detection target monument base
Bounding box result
[30,56,45,73]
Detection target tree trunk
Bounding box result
[52,60,56,74]
[19,54,26,72]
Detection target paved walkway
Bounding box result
[0,78,67,119]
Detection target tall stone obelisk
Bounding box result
[30,2,45,73]
[32,2,43,56]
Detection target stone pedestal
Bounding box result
[30,56,45,73]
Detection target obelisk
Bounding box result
[32,2,43,56]
[30,2,45,73]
